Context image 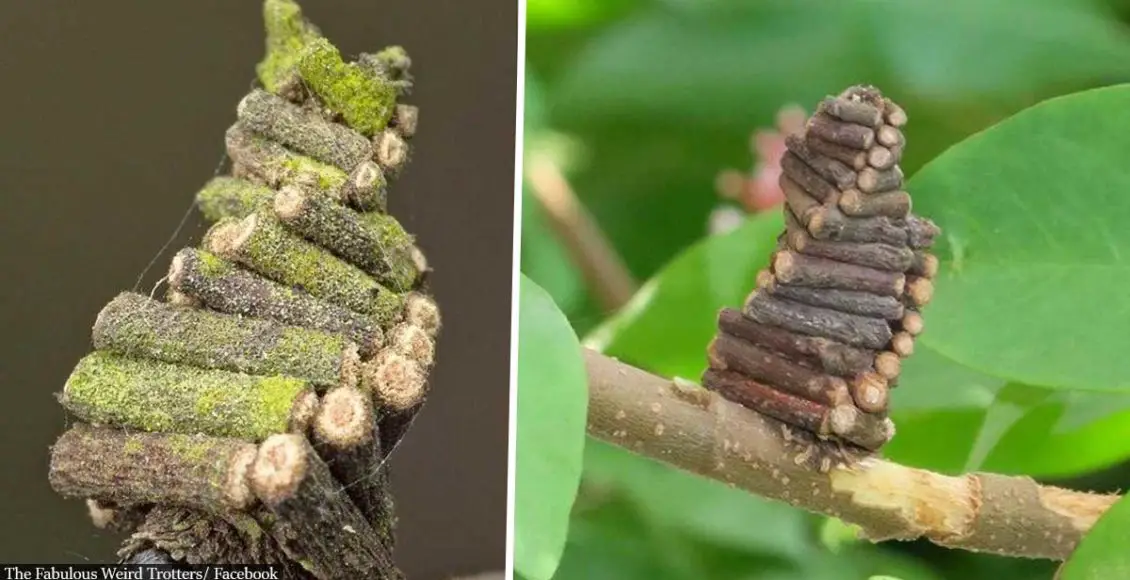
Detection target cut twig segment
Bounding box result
[703,369,831,437]
[374,129,410,176]
[807,114,875,149]
[50,425,257,512]
[783,135,856,189]
[874,352,902,380]
[363,350,428,412]
[849,372,889,413]
[780,152,838,202]
[93,292,361,389]
[891,332,916,358]
[226,123,350,199]
[839,189,910,218]
[905,276,935,307]
[388,323,436,367]
[786,218,913,272]
[760,274,905,320]
[883,98,908,127]
[856,166,904,193]
[809,213,909,246]
[169,248,386,358]
[403,292,441,337]
[295,37,398,135]
[900,310,925,336]
[709,333,851,407]
[909,251,939,278]
[773,251,905,297]
[311,386,395,545]
[61,351,317,441]
[806,135,867,170]
[391,104,418,138]
[196,176,275,222]
[867,145,900,170]
[250,433,401,579]
[717,308,874,378]
[818,96,882,127]
[745,291,892,350]
[907,215,941,249]
[237,88,373,171]
[207,213,404,324]
[274,186,418,292]
[341,160,390,213]
[828,405,894,450]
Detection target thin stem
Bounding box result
[525,154,637,312]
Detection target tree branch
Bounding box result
[584,349,1120,560]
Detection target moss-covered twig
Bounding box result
[196,177,276,223]
[60,351,318,440]
[206,213,403,324]
[274,186,418,291]
[50,425,258,512]
[238,88,373,171]
[250,434,402,579]
[169,248,386,358]
[93,292,361,389]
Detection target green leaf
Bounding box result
[515,275,590,580]
[1059,494,1130,579]
[585,211,782,378]
[911,85,1130,391]
[557,0,1130,130]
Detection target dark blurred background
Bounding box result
[0,1,515,578]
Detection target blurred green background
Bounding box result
[521,0,1130,578]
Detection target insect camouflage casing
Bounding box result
[48,2,438,578]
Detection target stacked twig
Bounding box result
[704,85,939,455]
[47,2,435,578]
